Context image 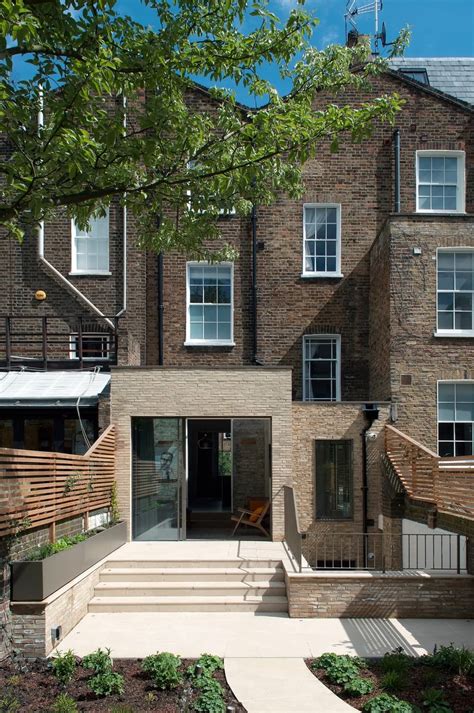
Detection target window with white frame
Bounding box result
[303,335,341,401]
[186,263,233,344]
[303,204,341,276]
[416,151,465,213]
[437,249,474,335]
[438,382,474,456]
[71,211,109,273]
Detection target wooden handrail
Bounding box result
[0,426,116,539]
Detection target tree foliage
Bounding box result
[0,0,406,257]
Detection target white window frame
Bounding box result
[70,209,111,275]
[416,150,465,214]
[435,247,474,338]
[437,380,474,457]
[302,203,342,278]
[185,261,235,347]
[302,334,341,402]
[69,333,111,361]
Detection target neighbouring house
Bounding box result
[1,55,474,656]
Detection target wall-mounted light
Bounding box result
[35,290,47,301]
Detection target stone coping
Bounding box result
[112,365,293,371]
[289,569,472,580]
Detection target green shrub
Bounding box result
[381,670,406,693]
[82,647,113,674]
[109,706,135,713]
[194,677,225,713]
[344,677,375,697]
[362,693,415,712]
[142,652,182,690]
[314,652,365,671]
[380,651,411,675]
[52,650,77,685]
[0,691,20,713]
[430,644,474,676]
[188,654,224,679]
[50,693,78,713]
[88,671,124,697]
[27,534,88,561]
[325,658,361,685]
[421,688,453,713]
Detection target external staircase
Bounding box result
[89,557,288,613]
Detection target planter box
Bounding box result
[11,521,127,602]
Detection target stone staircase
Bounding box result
[89,558,288,613]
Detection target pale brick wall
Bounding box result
[292,403,390,565]
[232,419,269,509]
[287,571,474,618]
[111,367,293,540]
[10,561,104,658]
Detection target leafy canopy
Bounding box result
[0,0,406,258]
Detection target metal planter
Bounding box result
[10,520,126,602]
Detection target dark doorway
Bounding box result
[187,419,232,521]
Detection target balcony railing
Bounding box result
[0,425,116,540]
[0,315,120,369]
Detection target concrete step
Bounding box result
[94,580,286,597]
[100,566,285,582]
[88,595,288,613]
[105,559,284,570]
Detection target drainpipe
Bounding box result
[251,204,262,365]
[393,128,401,213]
[36,86,114,329]
[361,403,379,566]
[157,251,164,365]
[115,93,128,320]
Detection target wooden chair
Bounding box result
[231,497,270,538]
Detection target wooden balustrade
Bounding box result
[385,425,474,519]
[0,425,115,539]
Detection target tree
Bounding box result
[0,0,406,258]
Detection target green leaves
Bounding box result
[0,0,405,259]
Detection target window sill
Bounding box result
[69,271,112,277]
[300,273,344,280]
[434,331,474,338]
[416,210,466,216]
[184,341,235,347]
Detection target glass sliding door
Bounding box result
[132,417,185,540]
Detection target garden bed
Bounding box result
[307,646,473,712]
[0,652,245,712]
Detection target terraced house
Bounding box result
[1,56,474,657]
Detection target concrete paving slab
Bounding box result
[225,658,353,713]
[53,612,474,659]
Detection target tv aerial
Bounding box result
[344,0,395,53]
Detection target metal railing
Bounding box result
[284,485,303,572]
[0,315,120,369]
[304,532,467,573]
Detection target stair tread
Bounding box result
[96,580,284,590]
[102,567,282,575]
[90,595,288,604]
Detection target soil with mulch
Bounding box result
[306,658,473,712]
[0,657,246,712]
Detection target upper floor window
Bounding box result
[416,151,465,214]
[438,382,474,456]
[71,211,110,274]
[303,335,341,401]
[315,439,353,519]
[186,263,234,346]
[69,333,112,361]
[437,249,474,336]
[303,204,341,277]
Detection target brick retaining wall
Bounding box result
[287,571,474,619]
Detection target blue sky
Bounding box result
[113,0,474,102]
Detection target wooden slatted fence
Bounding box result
[0,425,115,539]
[385,424,474,519]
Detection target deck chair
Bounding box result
[231,497,270,538]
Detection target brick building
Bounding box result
[0,60,473,552]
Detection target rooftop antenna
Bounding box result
[344,0,394,53]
